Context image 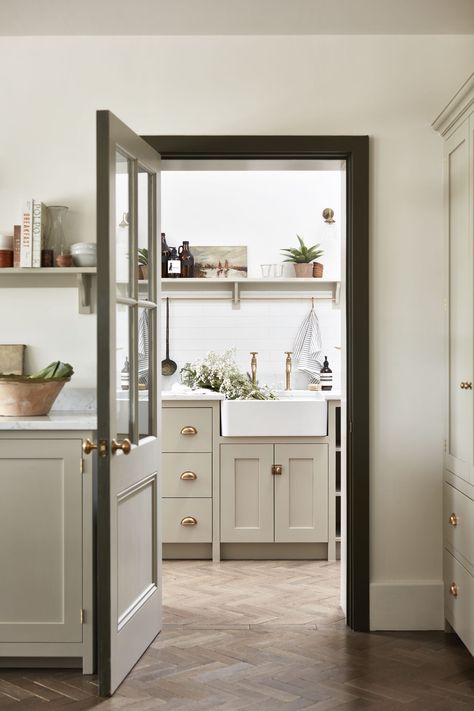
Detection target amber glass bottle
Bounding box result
[161,232,170,278]
[178,241,194,278]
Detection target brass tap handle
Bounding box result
[250,352,258,385]
[111,438,132,455]
[180,471,197,481]
[181,516,197,526]
[449,582,459,598]
[449,513,458,527]
[181,426,197,435]
[82,438,97,455]
[285,352,293,391]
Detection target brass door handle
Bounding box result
[272,464,283,476]
[180,471,197,481]
[180,516,197,526]
[449,513,458,527]
[82,438,97,455]
[181,426,197,436]
[449,582,459,598]
[111,438,132,455]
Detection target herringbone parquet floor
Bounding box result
[1,560,474,710]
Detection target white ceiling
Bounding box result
[1,0,473,36]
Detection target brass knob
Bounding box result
[460,382,466,389]
[449,513,458,527]
[181,426,197,436]
[111,438,132,455]
[180,516,197,526]
[449,582,458,598]
[272,464,283,476]
[180,471,197,481]
[82,438,97,455]
[467,382,473,390]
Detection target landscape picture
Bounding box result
[192,246,248,279]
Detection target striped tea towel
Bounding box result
[293,306,323,383]
[138,309,149,386]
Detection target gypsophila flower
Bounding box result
[181,349,276,400]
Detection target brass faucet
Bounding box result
[250,352,258,385]
[285,352,293,391]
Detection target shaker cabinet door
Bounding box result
[0,439,83,643]
[220,444,273,542]
[274,443,328,543]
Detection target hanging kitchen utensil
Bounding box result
[161,297,177,376]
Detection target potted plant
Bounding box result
[281,235,324,277]
[138,247,148,280]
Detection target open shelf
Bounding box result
[0,267,96,314]
[161,277,340,306]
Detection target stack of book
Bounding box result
[17,200,48,268]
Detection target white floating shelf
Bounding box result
[161,277,341,306]
[0,267,97,314]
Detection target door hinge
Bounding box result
[80,609,85,625]
[349,420,353,434]
[80,458,84,474]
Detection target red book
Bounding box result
[13,224,21,268]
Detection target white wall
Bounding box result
[0,34,473,628]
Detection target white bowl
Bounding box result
[72,253,97,267]
[71,242,96,253]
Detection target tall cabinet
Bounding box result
[433,73,474,655]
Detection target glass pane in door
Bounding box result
[116,150,131,296]
[116,303,131,438]
[138,165,155,302]
[138,305,151,438]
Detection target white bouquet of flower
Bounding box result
[181,349,276,400]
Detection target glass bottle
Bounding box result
[178,241,194,278]
[320,356,333,391]
[121,356,130,390]
[46,205,69,265]
[161,232,170,278]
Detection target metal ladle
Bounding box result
[161,297,177,376]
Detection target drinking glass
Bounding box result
[272,264,283,278]
[260,264,271,277]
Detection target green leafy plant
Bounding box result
[138,247,149,266]
[281,235,324,264]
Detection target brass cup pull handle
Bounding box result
[449,582,459,598]
[272,464,283,476]
[111,438,132,455]
[181,516,197,526]
[82,438,97,455]
[181,426,198,436]
[180,471,197,481]
[449,513,458,527]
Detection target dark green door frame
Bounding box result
[142,135,369,632]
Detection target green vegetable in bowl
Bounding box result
[28,361,74,380]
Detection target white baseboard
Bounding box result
[370,580,444,631]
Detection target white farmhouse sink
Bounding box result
[221,392,327,437]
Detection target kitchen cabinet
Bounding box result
[161,404,215,553]
[433,73,474,656]
[0,432,93,672]
[220,442,328,544]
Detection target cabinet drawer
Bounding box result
[444,482,474,569]
[162,498,212,543]
[162,453,212,498]
[162,408,212,452]
[444,549,474,655]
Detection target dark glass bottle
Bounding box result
[161,232,170,278]
[178,241,194,278]
[167,246,181,278]
[320,356,333,391]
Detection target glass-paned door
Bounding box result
[96,111,161,696]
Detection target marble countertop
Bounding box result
[0,411,97,431]
[162,389,225,401]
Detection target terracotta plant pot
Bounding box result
[0,377,70,416]
[293,263,313,278]
[312,262,324,278]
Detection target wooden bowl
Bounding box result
[0,377,70,416]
